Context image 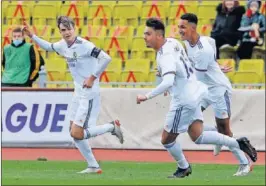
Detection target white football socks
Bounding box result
[229,147,249,164]
[164,141,189,169]
[203,125,249,164]
[84,123,114,139]
[74,139,99,168]
[195,131,240,149]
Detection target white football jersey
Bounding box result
[184,36,232,97]
[52,37,101,92]
[156,38,207,108]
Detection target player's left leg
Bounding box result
[70,94,123,142]
[83,94,123,143]
[68,94,102,173]
[186,104,257,165]
[214,90,252,176]
[70,94,123,174]
[201,99,218,132]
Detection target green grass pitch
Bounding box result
[2,161,265,185]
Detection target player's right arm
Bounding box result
[145,53,176,100]
[23,22,61,53]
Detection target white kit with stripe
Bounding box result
[156,38,208,133]
[184,36,233,119]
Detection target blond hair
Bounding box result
[57,16,75,29]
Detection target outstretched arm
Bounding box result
[23,21,59,52]
[136,53,176,103]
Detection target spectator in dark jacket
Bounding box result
[237,0,266,59]
[211,0,246,59]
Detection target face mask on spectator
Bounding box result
[13,39,23,46]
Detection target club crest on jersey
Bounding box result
[174,45,180,52]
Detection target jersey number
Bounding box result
[180,56,193,79]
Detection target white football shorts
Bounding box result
[164,103,203,134]
[201,89,231,119]
[68,83,100,128]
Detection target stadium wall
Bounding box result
[2,88,265,151]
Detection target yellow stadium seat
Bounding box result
[86,36,104,49]
[2,25,13,46]
[32,83,39,88]
[60,3,84,28]
[198,24,213,36]
[65,70,73,81]
[2,24,24,32]
[199,1,220,6]
[217,59,236,82]
[46,83,58,88]
[2,25,16,35]
[80,25,106,47]
[31,25,52,39]
[136,25,146,37]
[32,4,57,27]
[219,45,237,59]
[108,26,135,38]
[261,73,265,83]
[140,4,166,25]
[145,0,170,16]
[131,37,156,61]
[2,1,9,21]
[38,1,61,7]
[1,37,11,48]
[232,72,261,84]
[113,4,139,27]
[81,25,107,37]
[46,58,67,71]
[37,48,47,59]
[117,0,143,10]
[100,59,122,82]
[198,5,217,24]
[47,70,65,81]
[238,59,264,74]
[108,26,134,49]
[169,1,198,25]
[121,59,150,82]
[11,0,35,13]
[91,0,116,8]
[6,4,31,25]
[87,4,113,27]
[47,52,64,59]
[50,28,79,43]
[148,70,156,83]
[63,0,89,16]
[49,37,63,44]
[174,0,199,5]
[252,36,266,60]
[104,37,129,61]
[165,25,180,39]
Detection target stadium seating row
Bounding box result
[1,24,212,61]
[40,58,265,84]
[2,24,213,39]
[2,0,265,28]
